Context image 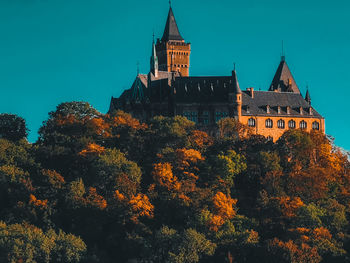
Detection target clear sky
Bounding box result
[0,0,349,150]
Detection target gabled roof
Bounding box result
[161,7,184,41]
[269,58,300,93]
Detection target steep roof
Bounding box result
[269,58,300,93]
[161,7,184,41]
[241,91,322,117]
[173,76,232,103]
[231,70,241,94]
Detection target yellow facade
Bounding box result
[239,115,325,142]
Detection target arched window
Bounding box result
[248,118,255,127]
[300,120,307,129]
[288,120,296,129]
[312,121,319,130]
[265,119,273,128]
[277,119,285,129]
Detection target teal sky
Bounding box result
[0,0,349,150]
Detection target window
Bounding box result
[300,120,307,129]
[312,121,319,130]
[265,119,273,128]
[288,120,296,129]
[266,105,270,114]
[286,106,291,115]
[277,106,281,114]
[248,118,255,127]
[215,111,228,122]
[277,119,285,129]
[267,136,273,141]
[191,111,198,123]
[183,111,198,123]
[203,111,209,125]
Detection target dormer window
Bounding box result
[286,106,291,115]
[246,106,250,114]
[266,105,270,114]
[309,107,313,115]
[277,106,281,114]
[299,107,303,115]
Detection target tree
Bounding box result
[0,114,28,141]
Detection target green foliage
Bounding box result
[0,221,86,263]
[213,150,247,187]
[0,114,28,141]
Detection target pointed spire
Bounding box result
[150,36,159,77]
[232,69,241,94]
[269,58,300,93]
[281,40,285,62]
[161,6,184,41]
[305,88,311,105]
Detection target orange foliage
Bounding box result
[208,214,225,232]
[114,190,126,202]
[55,114,79,126]
[109,112,148,130]
[277,196,304,217]
[79,143,105,156]
[213,192,237,220]
[129,193,154,222]
[268,238,321,263]
[175,148,204,168]
[87,118,111,138]
[29,194,48,209]
[312,227,332,240]
[189,130,213,149]
[152,163,181,191]
[86,187,107,210]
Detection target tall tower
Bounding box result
[156,6,191,77]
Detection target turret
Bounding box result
[305,88,311,105]
[231,69,242,120]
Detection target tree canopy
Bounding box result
[0,103,349,263]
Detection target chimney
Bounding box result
[247,87,254,98]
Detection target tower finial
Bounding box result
[152,30,155,43]
[234,62,236,71]
[169,0,171,7]
[281,40,285,61]
[137,61,139,75]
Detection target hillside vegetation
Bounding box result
[0,102,349,263]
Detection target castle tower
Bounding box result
[231,69,242,121]
[156,6,191,76]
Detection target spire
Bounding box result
[305,88,311,105]
[269,58,300,93]
[150,37,159,77]
[161,6,184,41]
[232,69,241,94]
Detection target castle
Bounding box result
[109,6,325,141]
